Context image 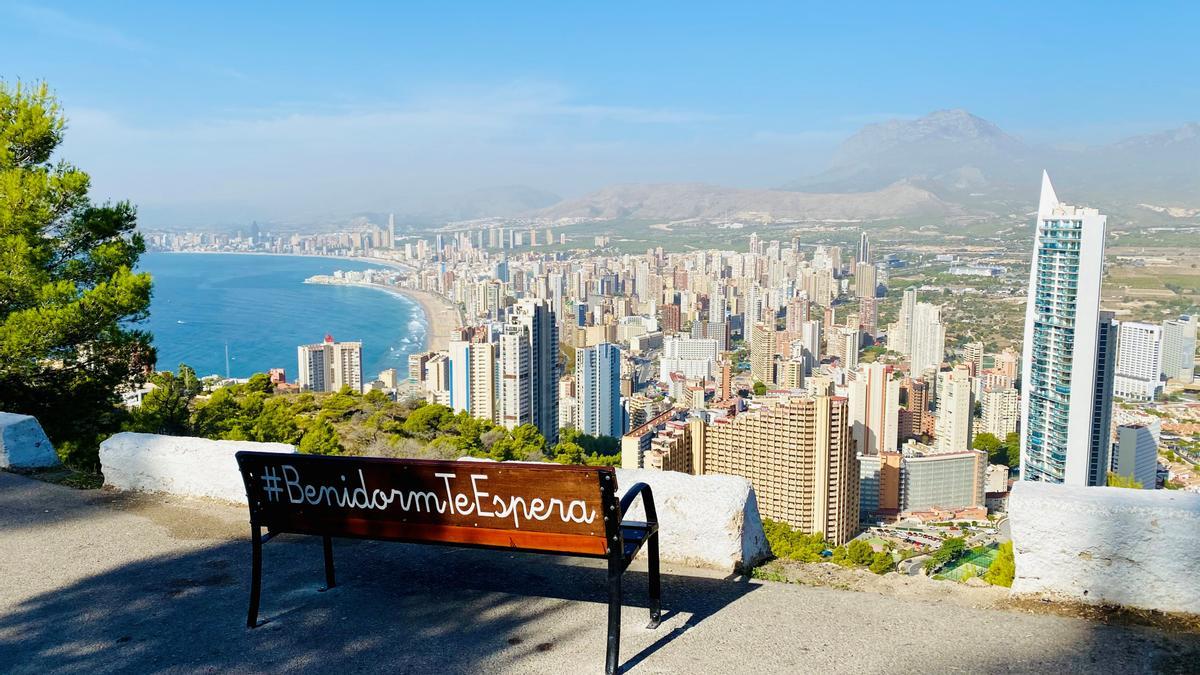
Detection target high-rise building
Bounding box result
[899,447,987,514]
[659,336,718,381]
[909,302,946,377]
[750,323,777,385]
[447,340,498,423]
[778,359,805,389]
[981,387,1020,439]
[785,294,810,333]
[576,343,622,438]
[297,335,363,393]
[500,299,559,443]
[857,231,871,265]
[963,342,984,375]
[1019,173,1115,486]
[1161,315,1197,383]
[935,365,974,453]
[899,377,930,440]
[658,303,682,334]
[696,395,860,544]
[1113,321,1164,401]
[797,320,821,375]
[1112,424,1157,489]
[848,362,899,455]
[890,288,916,356]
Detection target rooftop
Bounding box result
[2,471,1197,673]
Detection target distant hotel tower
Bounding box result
[297,335,363,393]
[499,298,560,443]
[576,342,622,438]
[1019,172,1116,486]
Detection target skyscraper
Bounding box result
[935,365,974,453]
[297,335,363,393]
[695,395,860,544]
[750,323,777,385]
[848,362,899,455]
[499,299,559,443]
[1161,315,1197,383]
[447,339,498,423]
[890,288,916,356]
[908,302,946,377]
[576,342,622,438]
[981,387,1020,439]
[857,231,871,265]
[1113,321,1164,401]
[1019,172,1115,486]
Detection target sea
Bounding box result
[138,252,426,380]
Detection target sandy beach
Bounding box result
[385,287,463,352]
[305,279,463,352]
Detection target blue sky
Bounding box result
[2,1,1197,225]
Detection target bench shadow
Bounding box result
[0,533,758,673]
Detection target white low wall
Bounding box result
[100,432,295,504]
[616,468,770,574]
[0,412,60,469]
[458,457,769,573]
[1009,481,1200,614]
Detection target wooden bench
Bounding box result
[236,451,661,674]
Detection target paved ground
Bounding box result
[1,471,1197,674]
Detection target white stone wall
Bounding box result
[100,432,295,504]
[0,412,59,469]
[617,468,771,574]
[1009,480,1200,614]
[458,457,770,573]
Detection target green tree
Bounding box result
[0,81,153,471]
[869,551,894,575]
[1003,432,1020,467]
[245,372,273,394]
[402,403,452,438]
[299,418,342,455]
[1106,471,1143,489]
[972,432,1004,464]
[489,423,546,461]
[983,541,1015,587]
[924,537,967,573]
[752,381,768,396]
[125,367,194,435]
[847,540,875,566]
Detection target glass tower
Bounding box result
[1019,172,1114,486]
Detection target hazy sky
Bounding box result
[3,1,1197,226]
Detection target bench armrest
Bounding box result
[619,482,658,526]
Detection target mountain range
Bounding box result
[533,109,1199,224]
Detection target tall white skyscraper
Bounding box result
[297,335,363,393]
[576,343,622,438]
[935,365,975,453]
[447,340,498,422]
[1113,321,1163,401]
[499,299,559,443]
[848,362,899,455]
[1019,172,1116,486]
[909,302,946,377]
[1161,315,1197,383]
[890,288,917,356]
[981,387,1020,439]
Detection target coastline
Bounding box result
[305,279,463,352]
[155,250,458,353]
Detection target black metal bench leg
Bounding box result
[320,535,336,591]
[647,531,661,629]
[606,561,622,675]
[247,525,263,628]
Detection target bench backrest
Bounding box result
[236,452,618,557]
